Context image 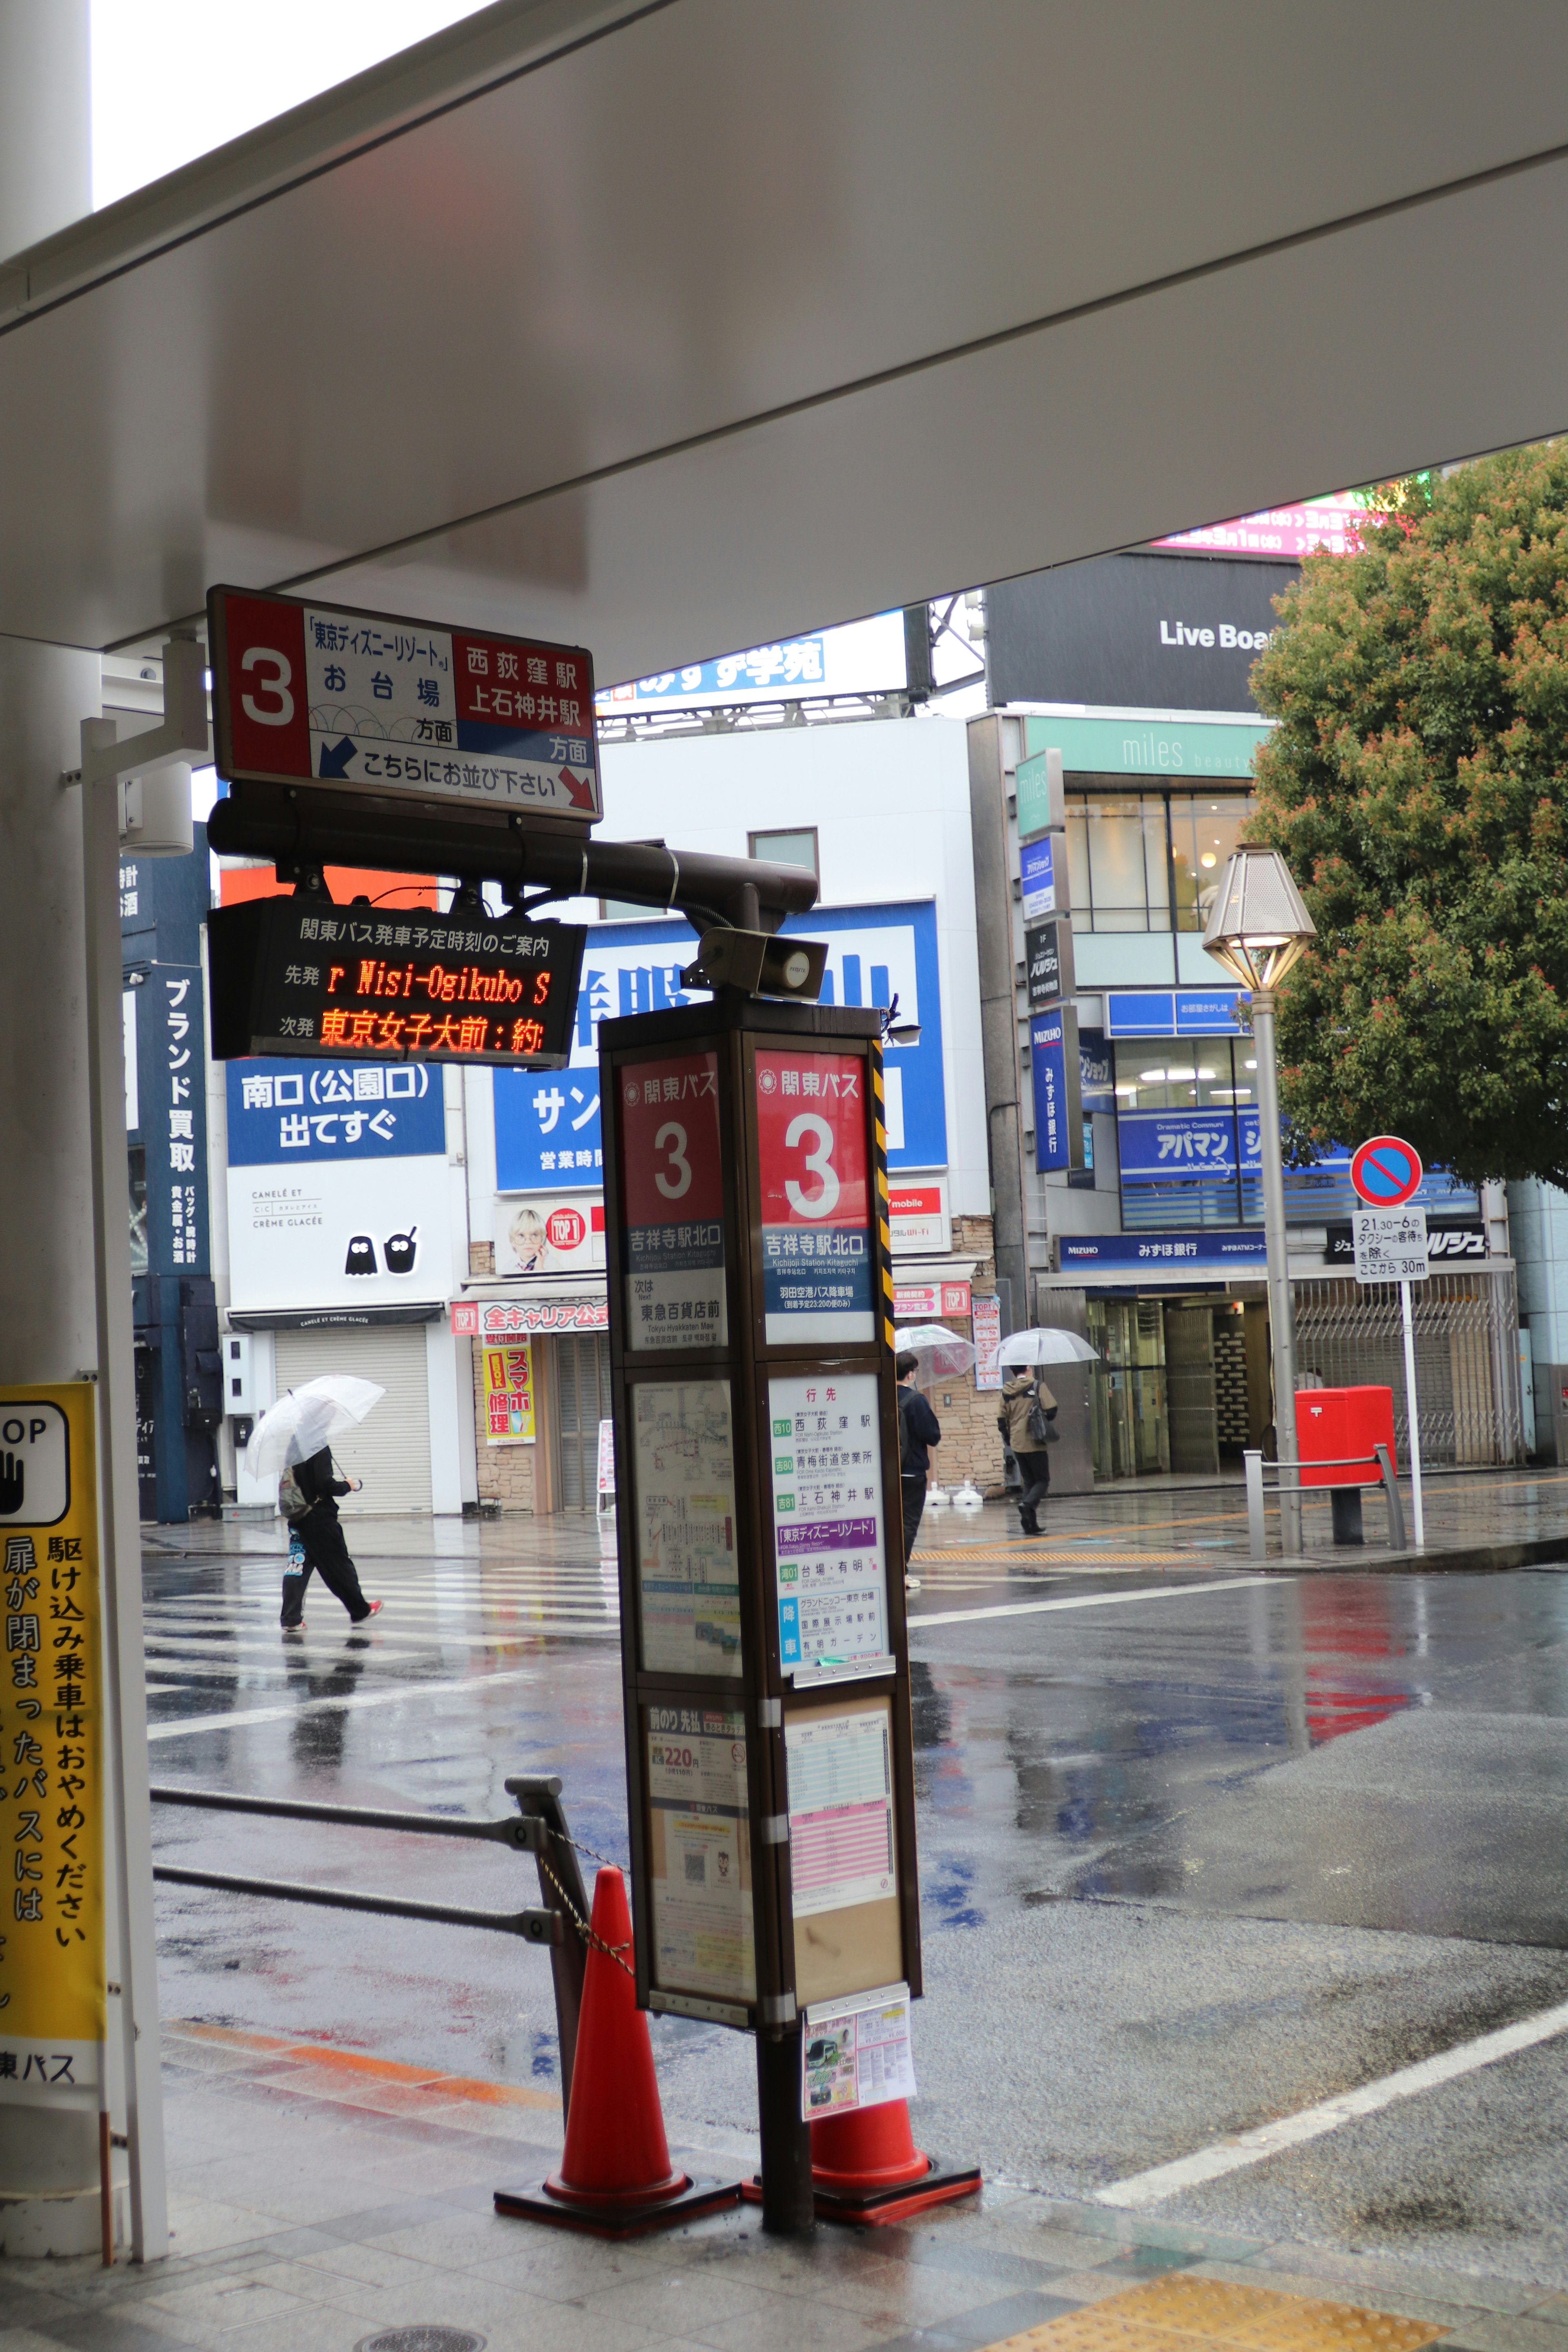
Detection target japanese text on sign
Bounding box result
[482,1341,535,1444]
[619,1054,727,1352]
[645,1708,754,2007]
[0,1386,103,2109]
[633,1383,741,1678]
[755,1052,873,1345]
[769,1374,888,1674]
[210,585,601,822]
[1353,1207,1429,1285]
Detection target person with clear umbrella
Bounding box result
[893,1325,976,1576]
[245,1378,386,1631]
[994,1327,1098,1536]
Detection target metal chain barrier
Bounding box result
[540,1833,635,1981]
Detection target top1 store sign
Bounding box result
[208,586,601,823]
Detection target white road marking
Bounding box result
[909,1575,1278,1628]
[1098,1996,1568,2208]
[146,1664,543,1741]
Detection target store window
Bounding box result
[748,826,819,876]
[1062,783,1254,932]
[1170,796,1254,931]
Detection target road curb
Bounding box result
[1261,1535,1568,1575]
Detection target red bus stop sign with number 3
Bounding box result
[1350,1135,1424,1209]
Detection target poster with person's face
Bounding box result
[492,1194,606,1276]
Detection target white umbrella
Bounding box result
[244,1376,385,1479]
[895,1323,978,1383]
[996,1327,1099,1368]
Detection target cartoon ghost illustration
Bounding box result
[344,1235,377,1276]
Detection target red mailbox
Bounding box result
[1295,1385,1396,1486]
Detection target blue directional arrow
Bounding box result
[318,737,357,778]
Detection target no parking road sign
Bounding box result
[1350,1135,1423,1209]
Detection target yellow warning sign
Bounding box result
[0,1383,104,2107]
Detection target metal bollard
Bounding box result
[1244,1449,1267,1562]
[1374,1445,1408,1552]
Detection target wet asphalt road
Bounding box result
[142,1516,1568,2283]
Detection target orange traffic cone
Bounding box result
[809,2100,980,2225]
[494,1866,742,2237]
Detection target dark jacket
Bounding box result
[291,1447,353,1520]
[897,1383,942,1476]
[999,1374,1057,1455]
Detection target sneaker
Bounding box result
[282,1621,305,1633]
[363,1599,382,1618]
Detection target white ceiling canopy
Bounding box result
[5,0,1568,678]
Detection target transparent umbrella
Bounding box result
[995,1327,1099,1368]
[895,1324,978,1383]
[243,1376,385,1480]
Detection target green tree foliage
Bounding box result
[1247,444,1568,1190]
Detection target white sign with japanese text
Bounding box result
[1353,1207,1428,1285]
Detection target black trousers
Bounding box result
[901,1472,928,1564]
[281,1506,370,1625]
[1015,1450,1051,1528]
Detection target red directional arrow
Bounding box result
[558,766,597,812]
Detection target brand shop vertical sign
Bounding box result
[754,1052,873,1345]
[619,1054,727,1350]
[0,1385,104,2111]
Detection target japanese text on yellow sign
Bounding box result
[483,1342,535,1444]
[0,1383,104,2106]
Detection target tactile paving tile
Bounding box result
[980,2279,1448,2352]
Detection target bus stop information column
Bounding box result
[600,993,921,2234]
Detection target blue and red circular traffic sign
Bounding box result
[1350,1135,1424,1208]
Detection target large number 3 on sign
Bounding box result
[240,646,294,726]
[783,1113,840,1218]
[653,1121,691,1200]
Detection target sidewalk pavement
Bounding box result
[909,1468,1568,1576]
[7,2024,1568,2352]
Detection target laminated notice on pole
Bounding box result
[802,1982,916,2119]
[0,1384,104,2108]
[785,1704,896,1916]
[1354,1207,1428,1285]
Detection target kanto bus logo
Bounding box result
[547,1208,587,1251]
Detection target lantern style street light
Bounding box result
[1202,846,1317,1555]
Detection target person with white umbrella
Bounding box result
[245,1378,386,1631]
[994,1329,1096,1536]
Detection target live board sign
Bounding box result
[207,898,586,1067]
[208,585,602,823]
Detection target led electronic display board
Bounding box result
[208,898,585,1068]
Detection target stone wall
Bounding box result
[904,1212,1008,1497]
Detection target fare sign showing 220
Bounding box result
[207,584,602,824]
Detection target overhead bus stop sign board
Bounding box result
[208,584,602,824]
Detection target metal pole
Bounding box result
[81,728,168,2263]
[1250,991,1300,1554]
[1400,1278,1425,1549]
[756,2025,814,2234]
[1243,1448,1267,1561]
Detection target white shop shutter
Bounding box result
[272,1323,432,1515]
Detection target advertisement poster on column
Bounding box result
[481,1340,535,1444]
[755,1051,873,1345]
[618,1053,727,1351]
[0,1384,104,2109]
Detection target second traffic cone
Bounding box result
[494,1865,742,2237]
[809,2099,981,2226]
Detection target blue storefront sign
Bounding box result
[1020,835,1062,921]
[1105,990,1245,1037]
[1058,1232,1269,1269]
[1117,1106,1264,1181]
[1079,1026,1113,1111]
[1030,1008,1081,1171]
[495,900,948,1190]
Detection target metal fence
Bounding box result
[1292,1267,1523,1466]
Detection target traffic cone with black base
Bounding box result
[808,2100,981,2225]
[494,1866,742,2237]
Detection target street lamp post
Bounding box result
[1202,847,1317,1557]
